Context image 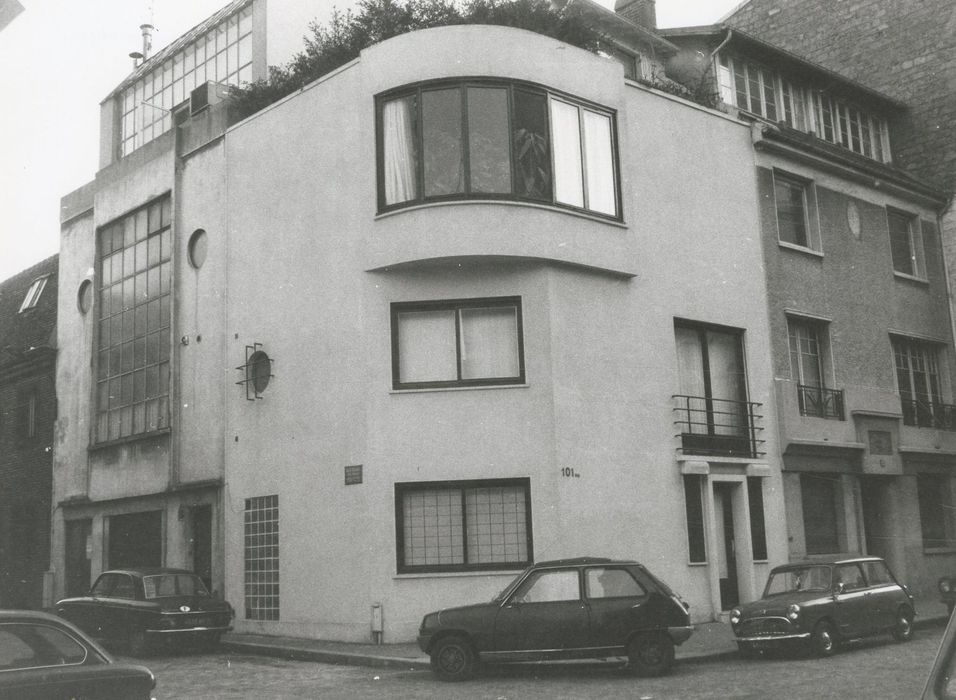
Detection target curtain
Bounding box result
[675,327,707,435]
[459,306,519,380]
[382,96,418,205]
[583,110,616,216]
[550,99,584,208]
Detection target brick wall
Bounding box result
[727,0,956,191]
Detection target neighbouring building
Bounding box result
[0,255,57,608]
[52,0,794,641]
[662,17,952,598]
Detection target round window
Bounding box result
[188,229,208,268]
[247,351,272,393]
[77,279,93,314]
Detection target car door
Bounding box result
[584,566,650,651]
[99,573,137,644]
[863,560,903,630]
[58,574,113,638]
[832,563,871,637]
[493,568,590,655]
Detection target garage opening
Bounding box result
[108,511,162,569]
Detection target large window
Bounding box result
[917,474,956,549]
[887,209,925,278]
[391,297,524,390]
[95,197,171,444]
[893,336,949,428]
[244,495,279,621]
[377,80,619,218]
[395,479,532,573]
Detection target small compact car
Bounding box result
[55,567,234,656]
[417,557,693,681]
[0,609,155,700]
[731,556,914,657]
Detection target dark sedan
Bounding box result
[0,609,155,699]
[731,556,914,657]
[56,567,234,656]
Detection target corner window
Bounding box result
[395,478,532,573]
[18,275,49,313]
[391,297,524,390]
[377,80,619,218]
[917,474,956,549]
[887,209,925,278]
[773,172,818,250]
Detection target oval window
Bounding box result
[77,279,93,314]
[188,229,208,268]
[247,351,272,393]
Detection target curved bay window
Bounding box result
[376,80,620,218]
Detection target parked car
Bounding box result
[417,557,693,681]
[0,609,155,699]
[938,575,956,616]
[55,567,234,656]
[730,556,914,657]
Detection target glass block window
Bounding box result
[95,197,171,444]
[120,3,253,156]
[244,495,279,621]
[396,479,532,573]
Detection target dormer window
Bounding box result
[18,275,49,313]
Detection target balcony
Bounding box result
[797,385,845,421]
[673,395,764,458]
[901,399,956,431]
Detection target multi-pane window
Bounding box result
[917,475,956,549]
[95,197,171,444]
[718,55,778,121]
[788,317,843,420]
[773,172,812,248]
[377,80,619,217]
[887,209,924,278]
[801,473,842,555]
[120,4,253,156]
[812,93,887,161]
[391,297,524,390]
[395,479,532,573]
[893,336,945,428]
[244,495,279,621]
[18,276,48,313]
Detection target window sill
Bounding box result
[88,428,171,452]
[893,271,929,285]
[923,547,956,555]
[375,198,628,229]
[391,384,529,395]
[778,241,823,258]
[394,569,525,580]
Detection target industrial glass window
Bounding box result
[244,495,279,621]
[377,79,619,218]
[94,196,171,444]
[391,297,524,390]
[395,479,532,573]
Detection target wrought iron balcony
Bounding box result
[900,399,956,431]
[797,385,845,421]
[673,395,764,458]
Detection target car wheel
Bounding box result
[627,632,675,676]
[128,628,150,657]
[810,620,837,657]
[891,607,914,642]
[430,636,476,682]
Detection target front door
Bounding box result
[493,568,590,654]
[715,483,739,610]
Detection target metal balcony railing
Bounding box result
[673,394,765,458]
[900,399,956,431]
[797,385,845,421]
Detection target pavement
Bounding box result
[220,594,951,671]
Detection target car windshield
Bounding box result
[142,574,209,599]
[764,566,831,595]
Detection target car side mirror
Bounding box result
[836,582,846,595]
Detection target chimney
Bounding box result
[614,0,657,30]
[140,23,154,60]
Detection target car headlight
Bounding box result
[730,607,741,625]
[940,578,953,594]
[788,604,801,621]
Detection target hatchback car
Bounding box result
[731,556,914,657]
[55,567,234,656]
[0,609,155,699]
[417,557,693,681]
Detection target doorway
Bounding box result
[714,482,739,610]
[861,477,891,560]
[65,519,92,597]
[189,505,212,591]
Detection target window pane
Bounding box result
[514,570,578,603]
[512,90,550,201]
[888,211,914,275]
[459,306,519,380]
[551,100,584,208]
[397,309,457,383]
[422,88,463,197]
[382,96,419,205]
[402,489,464,567]
[582,110,616,216]
[917,474,954,548]
[465,485,527,564]
[775,176,808,247]
[467,87,511,194]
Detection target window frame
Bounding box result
[18,275,49,313]
[772,170,819,252]
[390,296,525,391]
[375,77,622,220]
[886,207,926,280]
[395,477,533,574]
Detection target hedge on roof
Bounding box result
[229,0,609,118]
